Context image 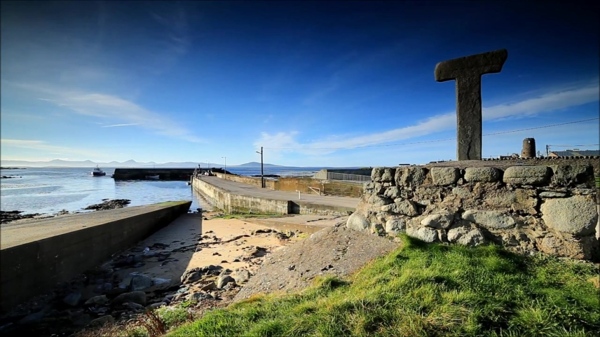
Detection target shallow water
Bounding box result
[0,167,202,215]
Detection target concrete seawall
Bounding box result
[0,201,191,313]
[192,176,358,215]
[112,168,195,180]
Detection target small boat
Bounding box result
[145,174,160,180]
[91,166,106,176]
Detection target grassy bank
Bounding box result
[166,235,599,337]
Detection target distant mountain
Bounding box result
[0,159,282,168]
[236,162,282,168]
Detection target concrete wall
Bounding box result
[347,164,599,261]
[112,168,195,180]
[214,173,362,198]
[193,177,354,216]
[0,201,191,313]
[192,178,289,214]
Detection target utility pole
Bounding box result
[222,156,226,174]
[256,147,264,188]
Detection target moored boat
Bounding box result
[91,166,106,176]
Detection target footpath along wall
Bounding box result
[347,164,599,261]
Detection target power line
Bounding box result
[264,117,599,150]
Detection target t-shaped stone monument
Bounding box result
[435,49,508,160]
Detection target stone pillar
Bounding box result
[435,49,508,160]
[521,138,536,158]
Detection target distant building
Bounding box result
[548,149,599,157]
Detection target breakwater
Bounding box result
[111,168,195,180]
[192,176,357,216]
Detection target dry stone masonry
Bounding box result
[347,164,599,261]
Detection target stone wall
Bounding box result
[347,164,599,261]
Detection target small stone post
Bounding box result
[435,49,508,160]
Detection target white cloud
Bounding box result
[9,82,204,143]
[0,138,104,158]
[101,123,140,128]
[258,80,599,155]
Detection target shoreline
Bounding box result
[0,211,346,337]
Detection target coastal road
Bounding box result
[197,176,360,210]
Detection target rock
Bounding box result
[129,273,154,291]
[230,269,251,284]
[18,310,46,325]
[462,210,516,229]
[111,291,146,306]
[367,194,392,207]
[216,275,235,289]
[371,167,385,182]
[448,226,485,246]
[540,195,597,236]
[147,302,167,310]
[381,168,395,182]
[385,218,405,234]
[63,291,81,306]
[347,212,370,231]
[84,295,109,306]
[503,166,550,186]
[464,167,502,183]
[84,199,131,211]
[550,165,594,187]
[430,167,460,186]
[88,315,115,328]
[181,265,221,284]
[382,199,419,216]
[421,211,454,229]
[383,186,400,199]
[395,167,428,189]
[406,226,438,243]
[539,191,568,198]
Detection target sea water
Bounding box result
[0,166,326,216]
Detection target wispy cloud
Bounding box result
[1,138,104,158]
[257,80,599,154]
[100,123,140,128]
[9,82,204,143]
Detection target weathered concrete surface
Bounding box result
[435,49,508,160]
[193,176,359,216]
[0,201,191,313]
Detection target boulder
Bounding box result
[464,167,502,183]
[503,166,550,186]
[550,165,594,187]
[540,195,597,236]
[421,211,454,229]
[346,212,370,231]
[111,291,146,306]
[385,218,405,234]
[430,167,460,186]
[406,226,438,243]
[395,167,428,189]
[462,210,516,229]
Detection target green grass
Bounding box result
[166,235,600,337]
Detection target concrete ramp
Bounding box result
[0,201,191,313]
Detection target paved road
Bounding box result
[197,176,360,209]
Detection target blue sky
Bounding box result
[1,1,598,167]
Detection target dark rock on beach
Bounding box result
[0,211,41,224]
[84,199,131,211]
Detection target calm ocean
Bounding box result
[0,166,325,216]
